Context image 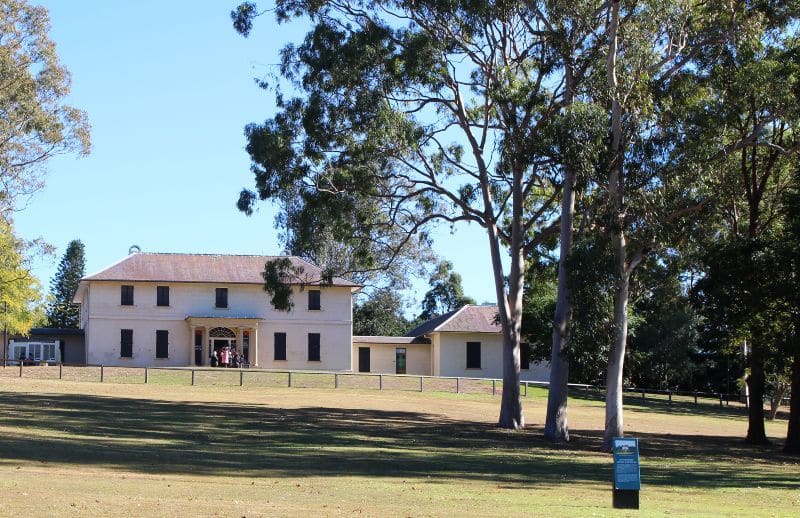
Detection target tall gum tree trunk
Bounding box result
[785,332,800,453]
[602,0,627,451]
[603,250,629,449]
[746,344,770,444]
[545,60,576,443]
[545,163,575,442]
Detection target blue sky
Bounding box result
[16,1,501,311]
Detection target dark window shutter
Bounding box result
[274,332,287,361]
[466,342,481,369]
[521,342,531,370]
[157,286,170,306]
[121,285,134,306]
[308,290,321,310]
[120,329,133,358]
[156,330,169,358]
[215,288,228,308]
[308,333,320,361]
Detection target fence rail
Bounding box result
[0,361,783,408]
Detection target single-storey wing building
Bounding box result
[72,252,360,369]
[352,304,549,381]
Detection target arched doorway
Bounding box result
[209,327,236,357]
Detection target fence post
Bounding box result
[693,391,698,405]
[145,367,148,384]
[642,389,646,400]
[492,379,496,396]
[524,382,528,397]
[288,371,292,388]
[585,385,589,398]
[335,373,339,389]
[419,376,423,392]
[59,363,63,380]
[240,370,244,387]
[191,370,195,386]
[456,377,460,394]
[19,361,23,378]
[668,390,672,405]
[719,393,723,407]
[100,365,104,383]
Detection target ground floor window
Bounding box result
[156,330,169,359]
[9,341,59,362]
[120,329,133,358]
[308,333,320,362]
[274,332,286,361]
[466,341,481,369]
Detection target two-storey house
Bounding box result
[72,253,359,368]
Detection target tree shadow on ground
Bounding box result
[0,392,796,489]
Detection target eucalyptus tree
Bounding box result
[232,0,614,428]
[0,0,90,218]
[595,0,799,448]
[418,260,475,320]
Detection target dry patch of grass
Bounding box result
[0,374,797,517]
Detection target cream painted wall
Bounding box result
[350,342,432,375]
[256,322,351,371]
[434,332,549,381]
[82,281,353,368]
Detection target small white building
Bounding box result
[72,253,359,368]
[353,305,549,381]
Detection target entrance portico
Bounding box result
[185,316,261,367]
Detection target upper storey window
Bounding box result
[215,287,228,309]
[121,285,134,306]
[156,286,170,307]
[308,289,321,310]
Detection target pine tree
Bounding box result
[46,240,85,328]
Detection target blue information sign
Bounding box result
[612,437,641,490]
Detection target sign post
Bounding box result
[612,437,640,509]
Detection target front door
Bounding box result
[396,348,407,374]
[358,347,370,373]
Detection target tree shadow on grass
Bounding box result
[0,392,796,490]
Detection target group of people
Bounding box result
[209,346,245,368]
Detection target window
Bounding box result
[215,287,228,309]
[121,329,133,358]
[308,289,321,310]
[274,332,287,361]
[121,285,134,305]
[521,342,531,370]
[308,333,320,361]
[466,341,481,369]
[156,330,169,359]
[156,286,170,306]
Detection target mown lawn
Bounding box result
[0,373,797,517]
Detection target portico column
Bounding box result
[252,325,259,368]
[235,327,244,357]
[202,326,210,366]
[189,325,196,366]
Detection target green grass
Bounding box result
[0,374,797,517]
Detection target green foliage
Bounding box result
[0,0,90,217]
[45,240,85,328]
[0,219,44,335]
[262,258,303,310]
[353,288,412,337]
[418,261,475,320]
